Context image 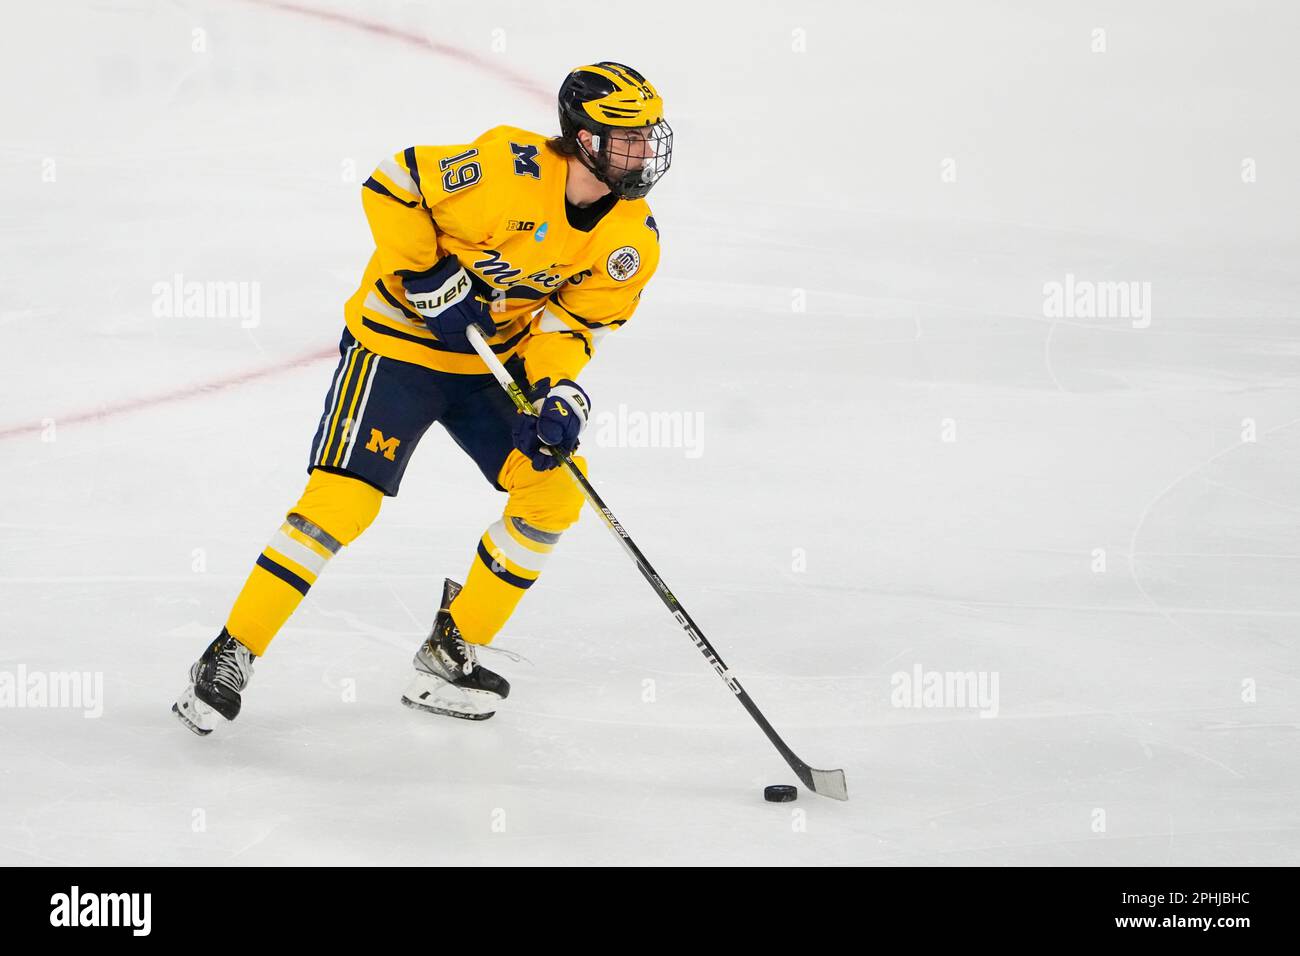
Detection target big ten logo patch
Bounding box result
[507,220,536,231]
[366,429,400,461]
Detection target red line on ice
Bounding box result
[0,348,339,440]
[242,0,551,105]
[0,1,550,442]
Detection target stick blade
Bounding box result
[797,765,849,801]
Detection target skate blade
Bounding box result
[400,695,495,721]
[401,671,499,721]
[173,686,216,736]
[172,701,212,736]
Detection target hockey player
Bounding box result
[173,62,672,733]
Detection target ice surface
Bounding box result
[1,0,1297,865]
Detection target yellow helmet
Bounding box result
[558,61,672,200]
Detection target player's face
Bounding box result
[605,127,655,177]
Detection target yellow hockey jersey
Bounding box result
[345,125,661,384]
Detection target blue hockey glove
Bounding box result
[511,378,591,470]
[399,255,491,352]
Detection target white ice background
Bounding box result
[1,0,1298,864]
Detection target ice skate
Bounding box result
[401,578,510,720]
[172,629,256,736]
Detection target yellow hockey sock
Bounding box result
[450,515,560,644]
[225,469,382,656]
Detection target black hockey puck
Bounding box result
[764,784,798,802]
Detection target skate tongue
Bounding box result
[441,578,464,608]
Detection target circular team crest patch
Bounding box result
[606,246,641,282]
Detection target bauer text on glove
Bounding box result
[399,255,492,352]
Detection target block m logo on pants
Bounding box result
[366,429,401,461]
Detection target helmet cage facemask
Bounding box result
[574,120,673,201]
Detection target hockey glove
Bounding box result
[400,255,492,352]
[511,378,591,471]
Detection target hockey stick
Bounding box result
[466,325,848,801]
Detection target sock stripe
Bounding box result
[270,527,329,576]
[476,540,536,590]
[486,522,551,573]
[263,544,320,587]
[284,523,334,561]
[481,533,543,580]
[255,553,311,596]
